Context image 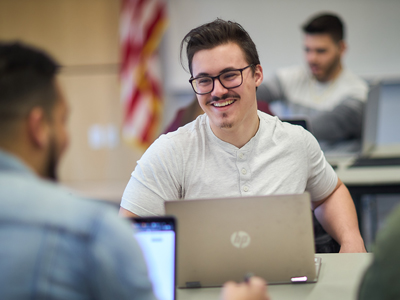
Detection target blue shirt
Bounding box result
[0,149,157,300]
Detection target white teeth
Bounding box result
[213,99,235,107]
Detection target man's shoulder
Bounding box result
[0,173,121,237]
[336,69,369,101]
[156,114,209,146]
[275,65,310,87]
[276,65,307,79]
[258,111,308,140]
[340,69,368,88]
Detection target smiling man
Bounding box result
[257,13,368,143]
[120,19,366,253]
[190,43,262,148]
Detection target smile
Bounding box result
[212,99,235,107]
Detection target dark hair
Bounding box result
[0,42,60,124]
[302,13,344,43]
[180,19,260,76]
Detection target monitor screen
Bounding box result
[376,81,400,145]
[132,217,176,300]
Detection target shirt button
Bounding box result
[239,153,244,159]
[243,186,249,192]
[241,168,247,175]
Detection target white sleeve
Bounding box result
[303,129,338,201]
[120,135,182,216]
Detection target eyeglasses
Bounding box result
[189,64,254,95]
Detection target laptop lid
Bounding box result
[131,216,176,300]
[358,79,400,158]
[322,82,380,160]
[165,193,318,288]
[360,81,381,156]
[375,79,400,147]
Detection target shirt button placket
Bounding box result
[237,151,250,195]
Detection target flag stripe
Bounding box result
[120,0,168,149]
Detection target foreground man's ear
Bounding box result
[26,107,51,150]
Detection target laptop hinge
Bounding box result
[186,281,202,288]
[291,276,308,283]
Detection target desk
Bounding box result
[177,253,372,300]
[327,155,400,248]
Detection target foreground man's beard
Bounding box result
[45,136,59,182]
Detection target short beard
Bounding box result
[219,113,233,129]
[315,53,341,82]
[210,92,239,129]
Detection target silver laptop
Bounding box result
[165,193,320,288]
[349,79,400,167]
[320,81,382,161]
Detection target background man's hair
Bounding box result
[302,13,345,43]
[0,41,60,125]
[180,19,260,76]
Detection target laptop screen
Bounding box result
[131,217,176,300]
[376,81,400,145]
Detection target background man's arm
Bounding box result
[256,74,286,103]
[312,178,366,253]
[311,98,365,141]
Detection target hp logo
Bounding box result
[231,231,251,248]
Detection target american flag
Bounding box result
[120,0,168,149]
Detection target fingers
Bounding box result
[220,276,270,300]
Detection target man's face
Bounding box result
[45,83,69,181]
[191,42,263,133]
[304,33,344,82]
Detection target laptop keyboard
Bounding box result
[349,157,400,168]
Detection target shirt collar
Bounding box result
[0,149,36,178]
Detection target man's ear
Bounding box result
[26,107,50,149]
[254,64,264,87]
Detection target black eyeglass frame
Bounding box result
[189,64,254,95]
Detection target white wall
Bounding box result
[161,0,400,127]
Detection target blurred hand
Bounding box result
[220,276,270,300]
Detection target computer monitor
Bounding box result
[131,217,176,300]
[376,80,400,146]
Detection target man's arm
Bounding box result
[119,207,139,218]
[119,135,182,217]
[312,178,366,253]
[256,74,286,103]
[358,205,400,299]
[310,98,364,141]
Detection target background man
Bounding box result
[120,19,366,253]
[257,13,368,144]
